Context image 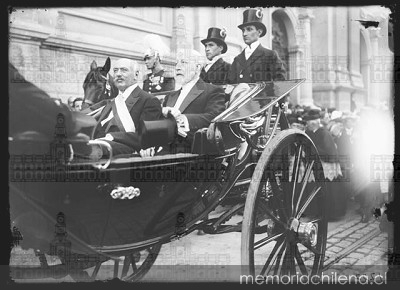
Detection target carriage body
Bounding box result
[10,79,328,281]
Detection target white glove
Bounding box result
[162,106,181,118]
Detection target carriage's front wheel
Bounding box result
[88,243,162,282]
[241,129,328,280]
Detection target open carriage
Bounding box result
[9,79,328,282]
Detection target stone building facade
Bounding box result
[9,6,393,111]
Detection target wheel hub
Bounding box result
[289,218,318,247]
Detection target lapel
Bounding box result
[98,101,113,123]
[208,58,225,74]
[179,80,204,112]
[200,67,207,81]
[236,50,247,68]
[125,86,141,112]
[247,44,264,67]
[165,90,181,107]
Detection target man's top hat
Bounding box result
[238,8,267,37]
[139,117,177,149]
[302,109,322,121]
[201,27,228,54]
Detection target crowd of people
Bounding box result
[286,103,393,222]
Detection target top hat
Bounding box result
[201,27,228,54]
[302,109,322,121]
[139,117,177,149]
[238,8,267,37]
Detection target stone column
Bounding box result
[294,8,314,106]
[368,27,382,107]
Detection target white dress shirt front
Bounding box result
[204,54,224,72]
[244,40,260,60]
[100,84,138,127]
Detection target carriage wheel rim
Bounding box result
[241,130,327,277]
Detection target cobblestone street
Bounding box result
[9,199,392,283]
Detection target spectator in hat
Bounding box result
[200,27,231,86]
[287,114,305,131]
[228,8,286,84]
[142,34,175,95]
[303,108,345,220]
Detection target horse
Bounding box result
[81,57,118,111]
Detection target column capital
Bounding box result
[367,27,382,38]
[297,8,315,20]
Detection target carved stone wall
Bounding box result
[9,7,393,110]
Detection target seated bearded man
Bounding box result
[160,49,226,154]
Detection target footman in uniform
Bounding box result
[228,8,286,84]
[200,27,231,86]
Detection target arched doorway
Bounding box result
[271,9,309,105]
[271,11,290,77]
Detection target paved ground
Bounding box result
[9,199,392,283]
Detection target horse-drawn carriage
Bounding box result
[9,66,328,281]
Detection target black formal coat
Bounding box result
[306,126,339,164]
[163,78,226,142]
[306,126,346,219]
[200,57,231,85]
[93,86,162,152]
[228,44,286,84]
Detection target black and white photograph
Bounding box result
[7,5,398,284]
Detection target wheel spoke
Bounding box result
[262,206,287,228]
[294,246,309,275]
[273,240,287,275]
[289,243,296,275]
[291,144,303,215]
[295,160,315,214]
[91,262,102,279]
[121,254,132,279]
[113,259,119,278]
[260,236,286,276]
[296,186,322,219]
[303,242,323,255]
[131,255,138,271]
[254,233,283,250]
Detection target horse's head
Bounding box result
[82,57,118,110]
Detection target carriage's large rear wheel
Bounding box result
[242,129,328,279]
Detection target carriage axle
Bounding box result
[288,217,318,247]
